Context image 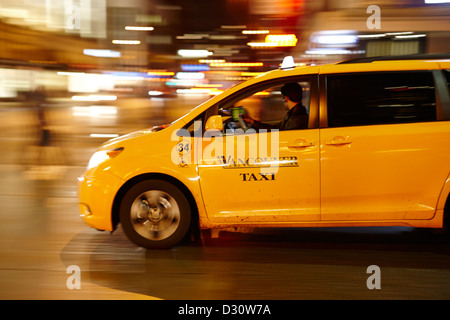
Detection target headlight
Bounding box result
[87,147,124,170]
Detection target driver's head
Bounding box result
[281,82,303,103]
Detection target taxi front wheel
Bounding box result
[119,179,192,249]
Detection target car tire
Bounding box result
[119,179,192,249]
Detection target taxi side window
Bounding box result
[219,79,311,133]
[241,81,310,124]
[327,71,436,128]
[444,70,450,92]
[182,112,206,136]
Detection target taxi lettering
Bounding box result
[240,172,276,181]
[218,156,299,169]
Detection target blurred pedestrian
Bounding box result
[24,85,65,180]
[34,85,51,148]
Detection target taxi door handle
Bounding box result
[324,136,352,146]
[288,139,315,148]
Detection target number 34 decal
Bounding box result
[177,141,190,153]
[176,141,190,168]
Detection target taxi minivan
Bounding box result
[78,53,450,249]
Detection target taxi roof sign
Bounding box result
[281,56,295,70]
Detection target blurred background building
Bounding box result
[0,0,448,100]
[0,0,448,164]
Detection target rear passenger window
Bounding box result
[327,72,436,127]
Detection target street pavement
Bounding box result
[1,97,450,300]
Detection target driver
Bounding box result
[243,82,309,130]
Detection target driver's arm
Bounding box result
[243,114,278,129]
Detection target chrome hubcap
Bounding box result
[130,190,180,241]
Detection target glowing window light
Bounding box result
[195,84,223,88]
[210,62,263,67]
[125,26,154,31]
[57,72,86,76]
[226,77,250,81]
[90,133,119,138]
[357,34,386,39]
[177,88,223,95]
[112,40,141,45]
[248,34,298,48]
[181,64,210,72]
[0,9,28,19]
[178,50,213,58]
[147,71,175,76]
[265,34,298,46]
[105,71,146,80]
[242,30,270,34]
[72,95,117,102]
[199,59,226,64]
[72,106,117,117]
[314,34,357,44]
[305,48,365,55]
[166,80,198,87]
[83,49,121,58]
[176,72,205,80]
[148,78,173,82]
[148,91,164,96]
[247,42,278,48]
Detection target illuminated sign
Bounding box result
[248,34,298,48]
[83,49,121,58]
[210,62,264,67]
[178,50,213,58]
[265,34,298,46]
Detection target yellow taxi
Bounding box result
[78,54,450,249]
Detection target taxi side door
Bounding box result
[197,75,321,224]
[319,65,450,222]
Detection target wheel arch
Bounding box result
[443,192,450,229]
[438,172,450,228]
[111,173,200,233]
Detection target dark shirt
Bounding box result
[252,103,309,131]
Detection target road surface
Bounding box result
[1,96,450,300]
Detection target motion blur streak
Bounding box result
[0,0,449,299]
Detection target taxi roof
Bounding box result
[175,53,450,127]
[337,52,450,64]
[257,53,450,79]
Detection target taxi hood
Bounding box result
[100,124,169,149]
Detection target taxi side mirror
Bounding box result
[205,115,223,131]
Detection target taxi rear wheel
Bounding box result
[119,179,192,249]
